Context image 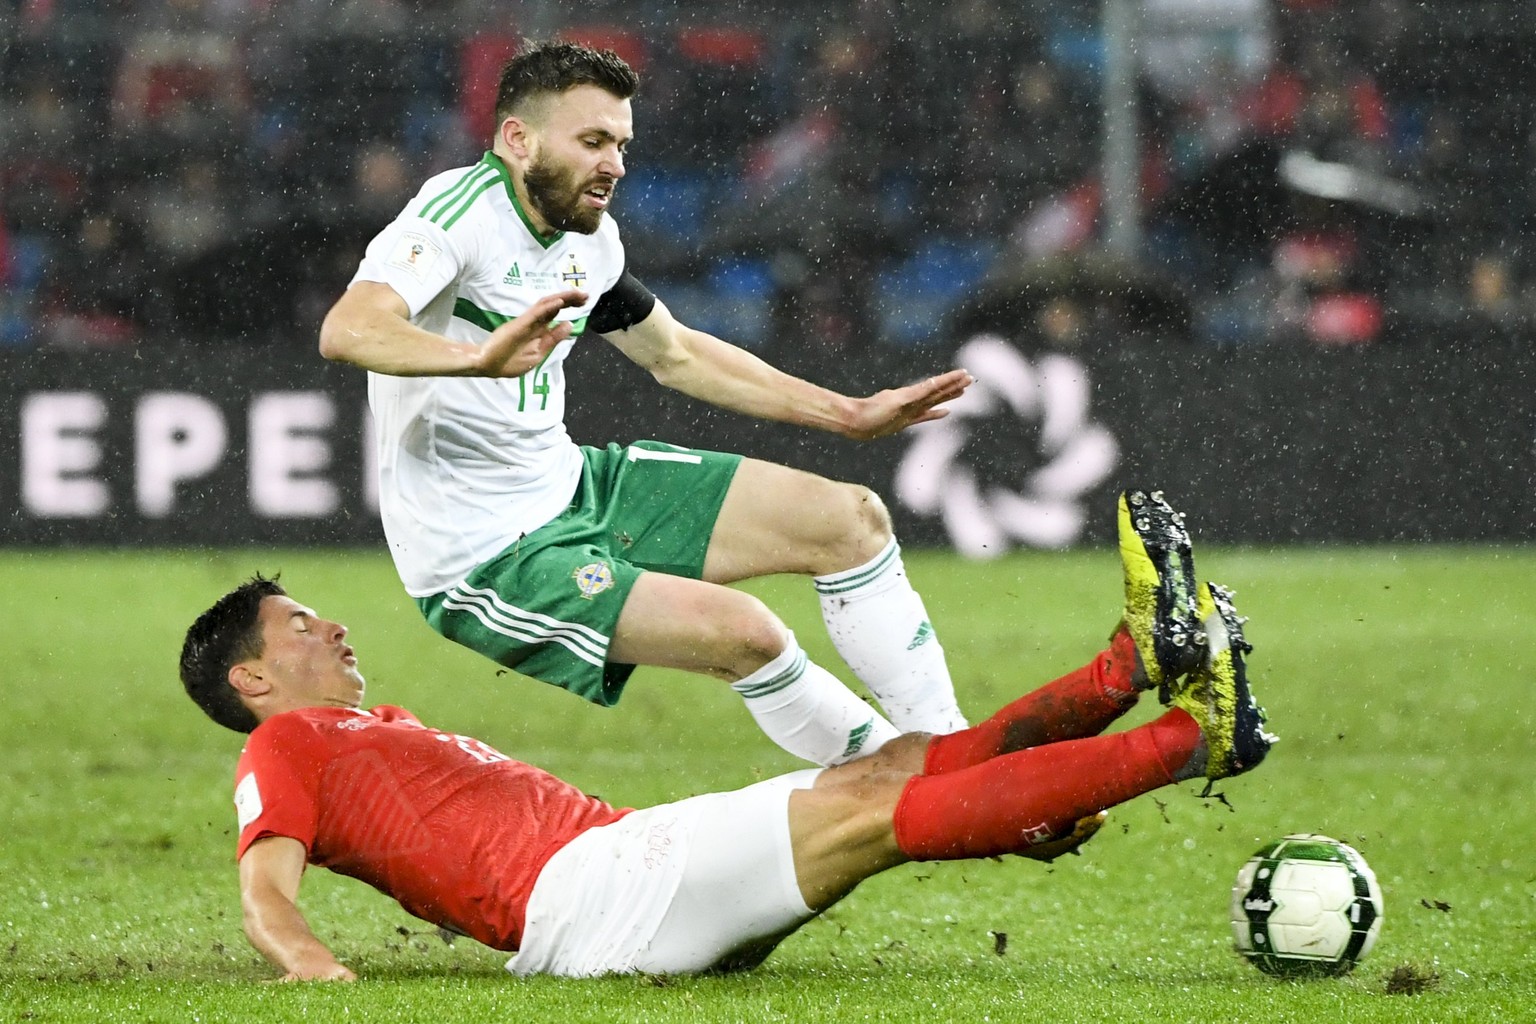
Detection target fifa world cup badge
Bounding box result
[573,562,615,599]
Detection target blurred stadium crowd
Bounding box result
[1,0,1530,357]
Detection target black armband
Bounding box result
[588,270,657,334]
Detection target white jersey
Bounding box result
[351,152,627,596]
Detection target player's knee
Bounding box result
[719,593,793,677]
[805,762,912,849]
[836,766,911,808]
[851,484,893,540]
[822,483,894,570]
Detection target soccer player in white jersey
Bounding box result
[319,41,974,767]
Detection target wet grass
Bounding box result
[2,545,1533,1022]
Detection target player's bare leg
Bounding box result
[608,571,897,766]
[701,459,887,582]
[703,459,967,734]
[785,745,913,909]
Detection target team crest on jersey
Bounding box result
[561,255,587,288]
[573,561,615,599]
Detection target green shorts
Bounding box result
[417,440,742,706]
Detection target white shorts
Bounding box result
[506,769,822,977]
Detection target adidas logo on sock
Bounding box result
[907,621,935,650]
[841,720,874,759]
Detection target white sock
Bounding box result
[730,633,898,766]
[815,538,968,734]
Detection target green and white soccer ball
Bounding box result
[1231,834,1383,977]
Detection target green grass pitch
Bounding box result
[3,545,1532,1022]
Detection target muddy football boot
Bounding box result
[1169,582,1276,781]
[1118,489,1205,698]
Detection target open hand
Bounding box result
[841,368,974,440]
[476,289,589,378]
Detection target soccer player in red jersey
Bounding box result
[180,550,1270,980]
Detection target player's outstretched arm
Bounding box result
[603,300,973,439]
[239,836,357,982]
[837,369,974,440]
[319,283,588,379]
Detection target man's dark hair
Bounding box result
[179,574,286,734]
[494,40,639,128]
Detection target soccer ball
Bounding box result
[1230,834,1384,977]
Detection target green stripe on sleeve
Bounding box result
[440,178,501,230]
[420,164,493,222]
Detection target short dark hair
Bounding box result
[494,40,639,128]
[179,574,286,734]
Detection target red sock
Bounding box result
[924,630,1142,776]
[893,709,1201,861]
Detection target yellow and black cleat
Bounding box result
[1118,489,1205,697]
[1169,582,1276,781]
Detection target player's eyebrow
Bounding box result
[582,126,633,148]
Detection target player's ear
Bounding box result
[228,662,270,699]
[500,116,533,159]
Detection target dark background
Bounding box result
[4,327,1529,547]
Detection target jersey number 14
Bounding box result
[518,354,553,412]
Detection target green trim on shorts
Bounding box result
[417,440,743,706]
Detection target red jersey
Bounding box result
[233,705,629,951]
